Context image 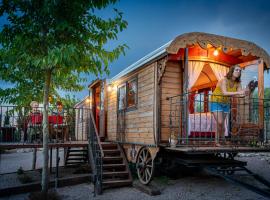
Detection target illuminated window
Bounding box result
[117,77,138,111]
[127,79,137,108]
[118,85,126,111]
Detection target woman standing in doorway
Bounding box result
[210,65,249,146]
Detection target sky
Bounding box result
[1,0,270,100]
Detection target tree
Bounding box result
[0,0,127,195]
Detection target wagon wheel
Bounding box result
[136,147,154,185]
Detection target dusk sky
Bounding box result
[1,0,270,100]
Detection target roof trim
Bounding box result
[167,32,270,68]
[74,95,90,108]
[108,40,171,83]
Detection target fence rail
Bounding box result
[168,92,270,147]
[0,105,90,144]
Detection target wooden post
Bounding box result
[32,148,37,170]
[183,48,189,142]
[49,147,52,173]
[55,147,59,188]
[258,59,264,129]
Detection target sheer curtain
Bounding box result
[188,61,205,89]
[209,63,229,81]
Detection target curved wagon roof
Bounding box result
[109,32,270,83]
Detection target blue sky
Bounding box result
[1,0,270,100]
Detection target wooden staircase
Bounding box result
[101,142,132,189]
[65,147,88,167]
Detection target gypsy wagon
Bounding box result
[89,32,270,187]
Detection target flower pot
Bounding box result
[169,138,178,147]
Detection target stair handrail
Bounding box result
[88,109,104,195]
[90,110,104,157]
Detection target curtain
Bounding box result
[209,63,229,81]
[188,61,205,89]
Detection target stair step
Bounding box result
[103,150,121,156]
[102,179,132,189]
[103,171,129,178]
[68,149,88,152]
[101,143,118,150]
[68,154,88,157]
[65,162,86,166]
[103,156,122,160]
[103,163,126,171]
[66,161,85,165]
[66,157,87,161]
[68,153,88,156]
[103,156,123,164]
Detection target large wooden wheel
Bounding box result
[136,147,154,185]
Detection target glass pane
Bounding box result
[241,64,258,98]
[195,92,204,113]
[118,85,126,110]
[127,80,137,107]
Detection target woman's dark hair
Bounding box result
[225,64,241,82]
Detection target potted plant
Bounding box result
[169,130,178,147]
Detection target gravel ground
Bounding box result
[1,152,270,200]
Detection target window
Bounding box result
[194,92,205,113]
[127,79,137,108]
[117,77,138,111]
[118,85,126,111]
[190,88,211,113]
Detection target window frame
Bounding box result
[117,76,138,112]
[191,88,212,113]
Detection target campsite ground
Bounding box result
[0,150,270,200]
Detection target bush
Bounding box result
[17,166,24,175]
[18,174,33,184]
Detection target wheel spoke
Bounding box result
[146,168,151,179]
[145,150,149,162]
[143,149,146,160]
[144,169,148,181]
[142,170,146,181]
[139,155,144,162]
[146,157,152,164]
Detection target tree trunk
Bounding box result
[41,70,51,195]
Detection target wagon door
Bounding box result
[99,80,107,139]
[90,80,107,139]
[92,83,101,133]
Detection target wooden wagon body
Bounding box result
[89,32,270,184]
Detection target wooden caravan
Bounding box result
[89,32,270,185]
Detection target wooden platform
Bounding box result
[0,141,88,149]
[164,146,270,154]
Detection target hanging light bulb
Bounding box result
[107,85,112,92]
[213,49,219,56]
[86,97,91,103]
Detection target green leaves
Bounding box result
[0,0,128,106]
